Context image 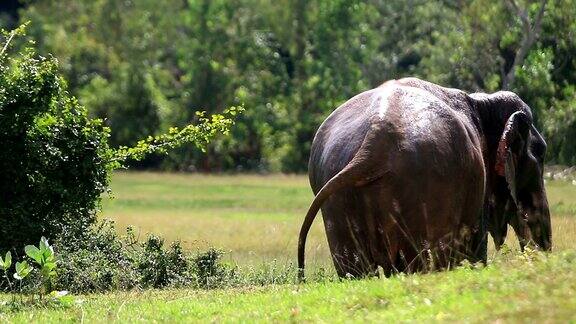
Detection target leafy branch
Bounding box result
[110,106,244,169]
[0,22,29,58]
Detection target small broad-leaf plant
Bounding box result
[0,250,31,289]
[14,261,31,281]
[0,237,62,299]
[1,251,13,290]
[24,237,57,296]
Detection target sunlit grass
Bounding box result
[3,172,575,321]
[4,250,576,322]
[102,172,330,267]
[102,172,576,267]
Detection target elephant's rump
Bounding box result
[320,167,482,276]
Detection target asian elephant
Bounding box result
[297,77,551,279]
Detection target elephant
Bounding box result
[297,77,551,279]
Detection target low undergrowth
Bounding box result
[1,219,334,306]
[53,220,334,294]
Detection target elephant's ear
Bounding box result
[495,111,530,204]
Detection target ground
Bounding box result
[2,172,576,322]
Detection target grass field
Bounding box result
[102,172,576,266]
[3,171,576,322]
[101,172,330,267]
[3,250,576,322]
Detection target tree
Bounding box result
[502,0,547,90]
[13,0,576,170]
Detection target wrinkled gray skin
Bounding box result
[298,77,551,280]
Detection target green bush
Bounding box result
[52,220,233,293]
[53,221,139,293]
[192,248,230,289]
[3,220,333,294]
[0,27,241,253]
[136,235,193,289]
[0,27,113,252]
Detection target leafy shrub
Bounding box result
[3,222,334,294]
[136,235,193,289]
[52,220,234,293]
[0,27,113,252]
[0,26,241,253]
[54,221,139,293]
[2,222,335,294]
[192,248,231,289]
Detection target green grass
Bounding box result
[3,251,576,322]
[101,172,576,265]
[101,172,330,266]
[3,172,576,322]
[544,179,576,250]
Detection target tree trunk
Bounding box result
[502,0,547,90]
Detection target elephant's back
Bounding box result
[306,80,486,276]
[384,86,482,179]
[309,82,483,190]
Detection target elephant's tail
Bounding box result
[297,168,351,281]
[297,145,386,282]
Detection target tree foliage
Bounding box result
[3,0,575,170]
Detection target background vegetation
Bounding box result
[0,26,239,253]
[1,0,574,172]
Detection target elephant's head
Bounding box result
[471,92,551,251]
